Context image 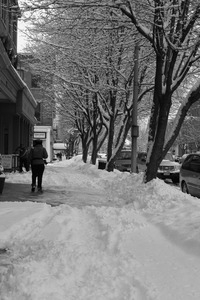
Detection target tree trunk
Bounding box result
[90,134,98,165]
[144,99,171,183]
[82,144,89,163]
[106,115,115,171]
[144,54,172,183]
[106,114,131,172]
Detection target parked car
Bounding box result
[97,153,107,159]
[136,152,147,172]
[114,149,132,172]
[180,153,200,197]
[98,150,146,172]
[114,150,149,172]
[174,155,181,163]
[98,150,180,183]
[157,152,180,183]
[179,153,189,164]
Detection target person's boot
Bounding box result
[31,185,36,192]
[37,187,43,193]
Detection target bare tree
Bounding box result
[19,0,200,183]
[20,1,154,167]
[113,0,200,182]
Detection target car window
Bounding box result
[117,151,131,159]
[191,155,200,162]
[190,155,200,173]
[118,151,147,161]
[182,155,200,172]
[181,155,192,170]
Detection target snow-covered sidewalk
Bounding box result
[1,156,200,299]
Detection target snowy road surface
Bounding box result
[1,157,200,299]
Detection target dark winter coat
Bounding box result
[15,145,28,159]
[29,144,48,166]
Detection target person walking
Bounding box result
[15,144,29,172]
[29,140,48,193]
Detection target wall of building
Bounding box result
[0,0,37,156]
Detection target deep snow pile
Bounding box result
[0,156,200,300]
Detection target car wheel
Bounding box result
[182,181,189,194]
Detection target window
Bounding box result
[118,151,131,159]
[182,155,200,173]
[182,155,193,170]
[190,155,200,173]
[31,74,41,88]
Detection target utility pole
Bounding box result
[131,43,139,173]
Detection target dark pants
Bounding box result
[19,158,29,172]
[31,164,45,189]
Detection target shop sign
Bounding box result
[1,155,12,169]
[34,132,46,139]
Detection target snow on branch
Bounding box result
[113,1,153,44]
[165,79,200,149]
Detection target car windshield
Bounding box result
[118,151,173,161]
[118,151,131,159]
[164,153,173,161]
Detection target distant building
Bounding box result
[17,53,57,131]
[17,53,58,161]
